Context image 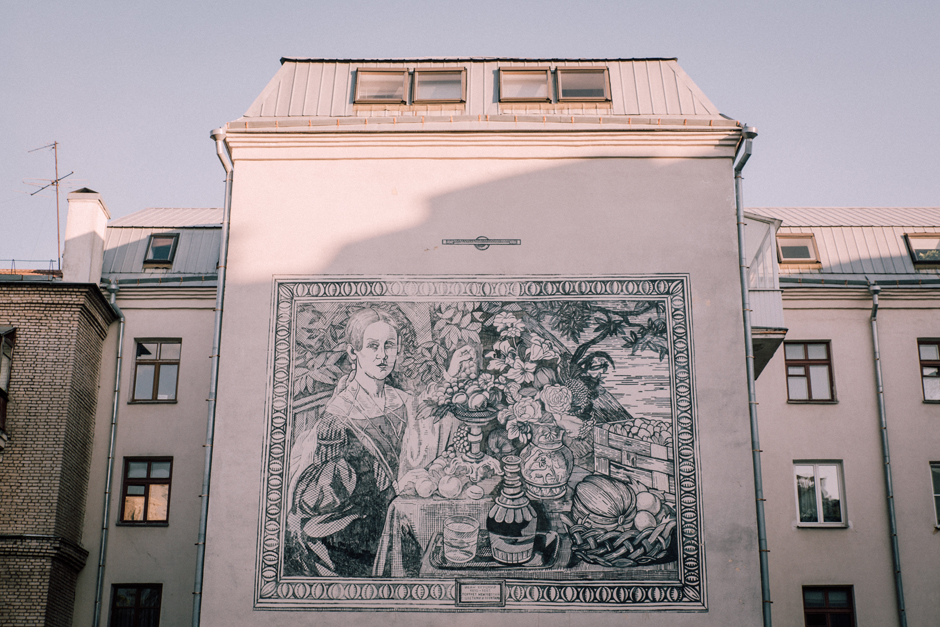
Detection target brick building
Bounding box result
[0,280,116,626]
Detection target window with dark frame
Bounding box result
[110,583,162,627]
[132,340,180,402]
[556,68,610,102]
[794,462,845,526]
[931,463,940,527]
[354,69,408,104]
[784,341,834,401]
[144,233,179,265]
[121,458,172,523]
[918,339,940,401]
[0,327,14,432]
[413,68,466,103]
[777,234,820,263]
[802,586,855,626]
[498,68,552,102]
[905,233,940,264]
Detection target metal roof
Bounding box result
[109,207,222,228]
[102,212,221,285]
[751,208,940,280]
[238,58,722,122]
[750,207,940,227]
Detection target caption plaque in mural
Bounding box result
[256,276,705,611]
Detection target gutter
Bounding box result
[192,129,234,627]
[92,279,125,626]
[734,126,773,627]
[867,282,908,627]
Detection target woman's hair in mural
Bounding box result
[345,307,399,351]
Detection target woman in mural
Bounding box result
[285,307,460,577]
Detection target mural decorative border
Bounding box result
[255,275,705,611]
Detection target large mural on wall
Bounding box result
[256,276,705,611]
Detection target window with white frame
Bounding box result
[794,462,845,526]
[918,339,940,401]
[777,234,819,263]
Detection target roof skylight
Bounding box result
[906,234,940,264]
[557,68,610,102]
[776,234,819,263]
[413,69,465,103]
[498,68,551,102]
[354,70,408,104]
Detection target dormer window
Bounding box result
[144,233,179,266]
[557,68,610,102]
[777,234,819,263]
[413,69,466,104]
[905,234,940,264]
[354,70,408,104]
[498,68,552,102]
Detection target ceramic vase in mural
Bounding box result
[486,456,538,565]
[519,423,574,500]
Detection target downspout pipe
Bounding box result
[867,281,908,627]
[734,126,772,627]
[93,279,125,626]
[193,128,234,627]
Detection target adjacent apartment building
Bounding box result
[0,57,937,627]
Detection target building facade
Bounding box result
[2,57,937,627]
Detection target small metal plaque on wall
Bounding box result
[255,275,705,612]
[455,580,506,607]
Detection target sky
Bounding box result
[2,1,938,267]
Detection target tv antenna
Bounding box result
[27,141,73,269]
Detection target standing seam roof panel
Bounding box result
[648,61,669,115]
[288,63,309,117]
[317,63,336,117]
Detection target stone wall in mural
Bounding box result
[256,276,704,611]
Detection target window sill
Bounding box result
[128,400,178,405]
[796,523,847,529]
[787,400,839,405]
[116,521,169,527]
[923,399,940,404]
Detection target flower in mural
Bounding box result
[512,397,543,423]
[505,357,537,383]
[539,385,573,415]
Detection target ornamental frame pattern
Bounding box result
[256,275,705,611]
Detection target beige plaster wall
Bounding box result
[202,131,763,626]
[75,292,216,627]
[757,291,940,626]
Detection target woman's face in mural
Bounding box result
[351,321,399,381]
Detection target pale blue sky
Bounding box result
[2,1,938,265]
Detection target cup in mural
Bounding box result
[442,515,480,563]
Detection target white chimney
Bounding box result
[62,188,110,284]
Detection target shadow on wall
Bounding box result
[311,157,737,278]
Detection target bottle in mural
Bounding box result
[519,423,574,500]
[486,455,538,564]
